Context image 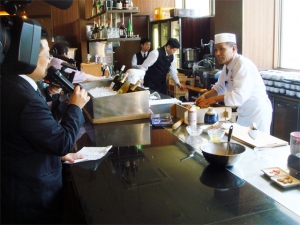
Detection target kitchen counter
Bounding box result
[69,118,300,224]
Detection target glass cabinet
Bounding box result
[150,18,182,68]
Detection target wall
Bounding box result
[22,0,276,70]
[214,0,275,69]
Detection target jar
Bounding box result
[204,107,218,124]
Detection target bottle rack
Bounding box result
[87,8,141,42]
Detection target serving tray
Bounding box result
[261,167,300,188]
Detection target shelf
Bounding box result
[88,37,141,42]
[88,9,140,21]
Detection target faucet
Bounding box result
[201,39,214,56]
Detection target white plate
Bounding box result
[271,175,300,188]
[261,167,287,177]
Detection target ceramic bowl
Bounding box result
[207,129,225,142]
[186,125,203,136]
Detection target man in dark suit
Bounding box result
[140,38,184,95]
[131,38,151,69]
[1,28,90,224]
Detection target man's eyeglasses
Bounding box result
[38,55,53,61]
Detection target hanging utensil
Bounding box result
[225,125,233,155]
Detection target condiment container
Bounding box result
[204,107,219,124]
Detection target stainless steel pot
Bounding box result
[200,142,246,167]
[183,48,200,62]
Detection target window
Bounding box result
[175,0,215,17]
[279,0,300,70]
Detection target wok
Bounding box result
[200,142,246,167]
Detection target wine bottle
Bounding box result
[119,21,127,38]
[92,0,97,16]
[123,0,129,9]
[109,65,125,89]
[117,80,130,94]
[127,80,141,93]
[96,0,102,14]
[127,19,133,38]
[113,72,128,91]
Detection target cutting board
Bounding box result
[225,126,288,148]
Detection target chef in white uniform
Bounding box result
[196,33,273,134]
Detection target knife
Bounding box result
[248,122,258,140]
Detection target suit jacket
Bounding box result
[1,75,85,223]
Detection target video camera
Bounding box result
[0,0,73,75]
[44,66,75,94]
[43,61,79,94]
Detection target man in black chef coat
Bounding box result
[140,38,184,95]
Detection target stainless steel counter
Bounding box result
[166,123,300,216]
[69,98,300,224]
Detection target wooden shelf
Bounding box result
[88,37,141,42]
[87,9,140,21]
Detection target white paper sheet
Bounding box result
[64,145,112,164]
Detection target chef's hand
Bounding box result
[47,85,62,95]
[61,153,84,163]
[68,85,90,109]
[196,97,217,108]
[176,83,185,92]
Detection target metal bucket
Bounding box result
[183,48,200,62]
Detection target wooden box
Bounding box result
[80,63,102,77]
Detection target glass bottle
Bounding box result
[96,0,102,14]
[92,0,97,16]
[109,65,125,89]
[127,19,133,38]
[116,0,122,9]
[113,72,128,91]
[119,21,127,38]
[127,80,141,93]
[123,0,129,10]
[117,80,130,94]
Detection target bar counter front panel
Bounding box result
[69,119,300,224]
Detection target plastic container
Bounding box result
[188,105,197,129]
[290,131,300,157]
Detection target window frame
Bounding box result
[274,0,300,71]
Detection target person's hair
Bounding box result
[226,42,238,52]
[140,38,150,45]
[226,42,236,47]
[51,42,70,55]
[165,38,180,49]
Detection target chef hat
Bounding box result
[214,33,236,44]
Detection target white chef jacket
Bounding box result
[140,48,180,85]
[213,53,273,134]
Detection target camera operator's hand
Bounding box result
[61,153,84,163]
[47,85,62,95]
[68,85,90,109]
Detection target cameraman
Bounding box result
[1,27,90,224]
[50,41,103,82]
